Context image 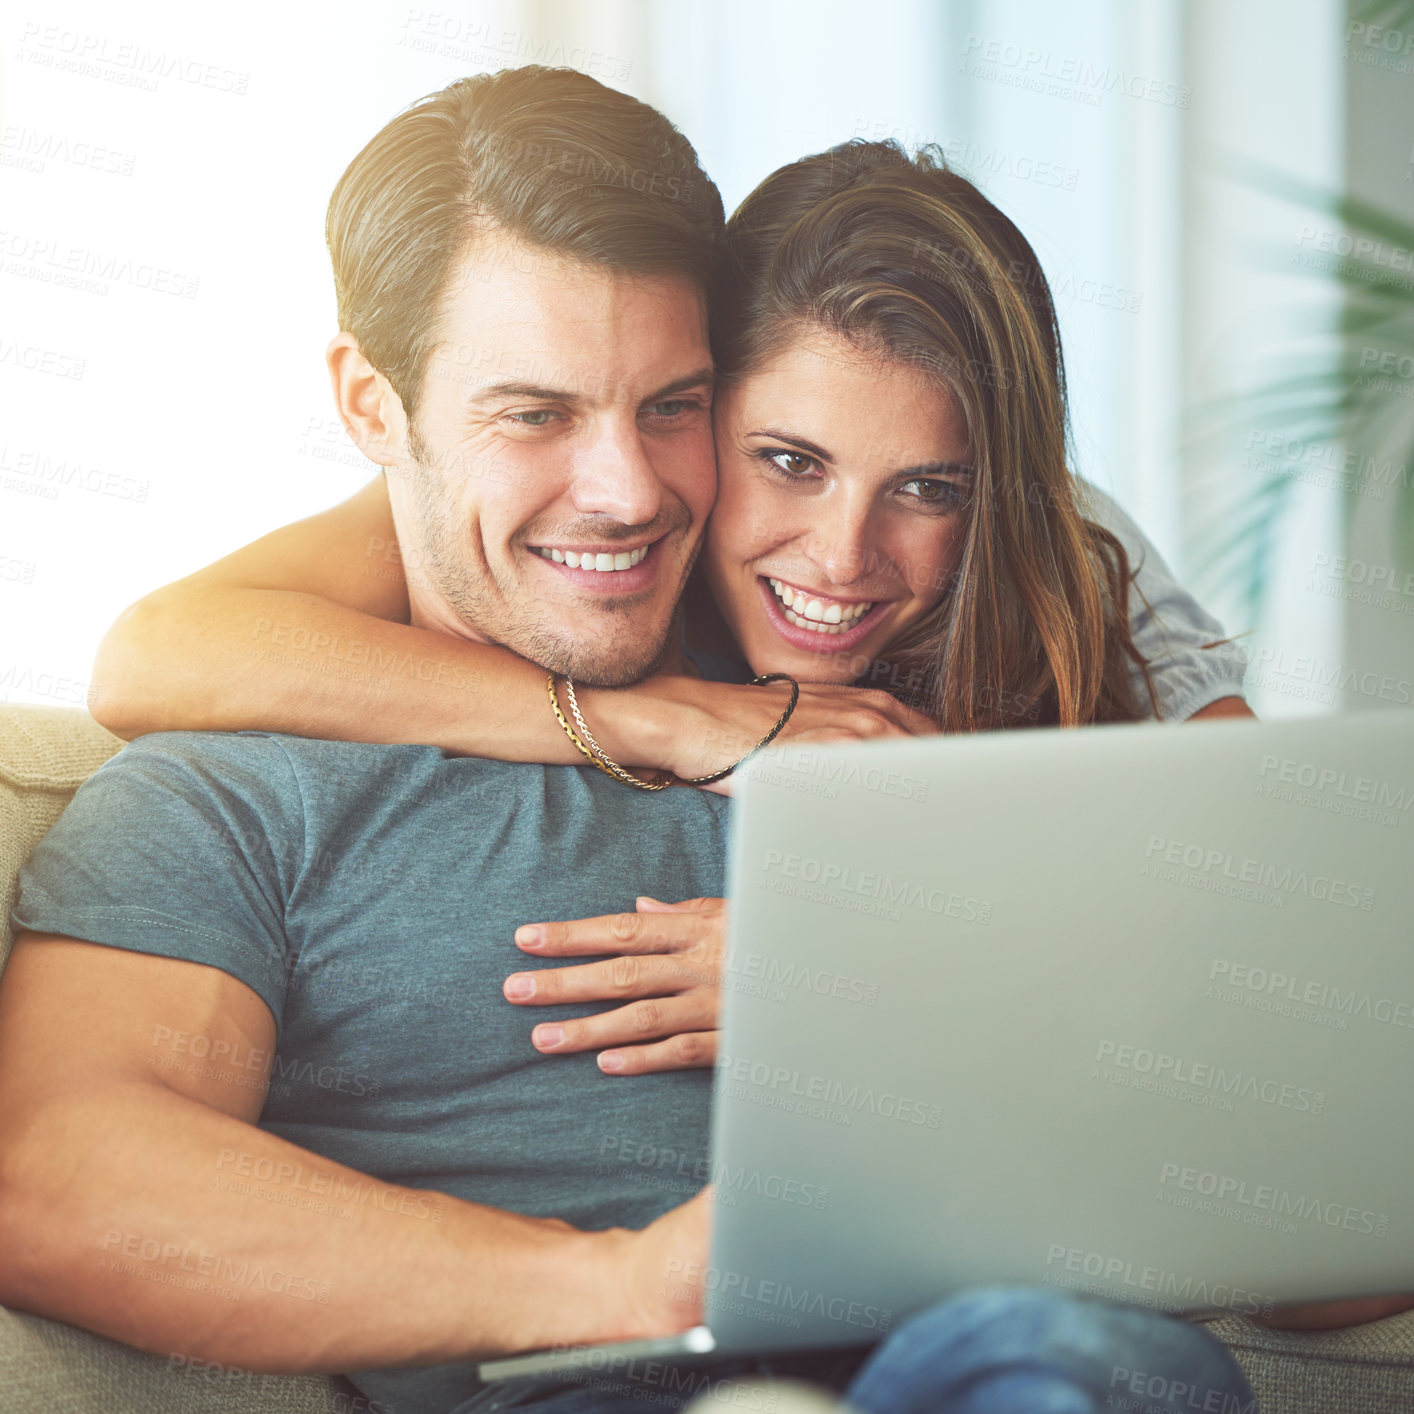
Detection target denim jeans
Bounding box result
[464,1287,1257,1413]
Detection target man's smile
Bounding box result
[529,542,652,572]
[526,537,666,595]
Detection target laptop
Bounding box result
[480,708,1414,1380]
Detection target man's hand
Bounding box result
[617,1187,715,1337]
[504,897,724,1074]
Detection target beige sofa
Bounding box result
[3,703,1414,1413]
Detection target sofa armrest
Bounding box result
[0,1304,340,1413]
[1197,1308,1414,1414]
[0,705,125,973]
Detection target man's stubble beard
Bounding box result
[400,430,699,687]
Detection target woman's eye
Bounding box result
[764,449,818,477]
[903,478,968,508]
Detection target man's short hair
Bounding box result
[326,65,725,419]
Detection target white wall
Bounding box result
[1179,0,1347,717]
[0,0,1365,718]
[1,0,537,706]
[1339,2,1414,711]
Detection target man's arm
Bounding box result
[0,934,702,1373]
[86,476,930,773]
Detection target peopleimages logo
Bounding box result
[666,1260,892,1333]
[1210,959,1414,1032]
[758,850,991,924]
[719,1053,943,1128]
[751,744,930,802]
[1243,429,1412,491]
[1109,1367,1257,1414]
[1094,1041,1325,1115]
[1244,646,1412,706]
[1158,1162,1389,1237]
[730,950,879,1007]
[0,230,200,298]
[1259,752,1412,807]
[214,1150,443,1223]
[1042,1245,1271,1316]
[15,21,250,93]
[0,444,149,501]
[1142,836,1375,911]
[595,1135,829,1211]
[958,35,1190,107]
[98,1231,331,1304]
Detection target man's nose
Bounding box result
[569,416,664,527]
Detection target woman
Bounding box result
[90,139,1252,1075]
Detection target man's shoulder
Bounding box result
[105,733,729,822]
[96,729,292,786]
[91,730,440,812]
[106,730,498,808]
[112,728,293,766]
[111,729,448,775]
[72,731,313,837]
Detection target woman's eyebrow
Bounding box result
[749,429,973,480]
[898,461,974,478]
[748,428,834,463]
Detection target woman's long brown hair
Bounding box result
[713,139,1162,729]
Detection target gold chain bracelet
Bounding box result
[562,677,674,790]
[545,670,667,786]
[549,671,800,791]
[547,671,611,773]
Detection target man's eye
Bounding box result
[762,449,818,477]
[646,399,695,418]
[509,409,558,427]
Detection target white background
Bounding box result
[5,0,1396,718]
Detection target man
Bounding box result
[0,66,1256,1413]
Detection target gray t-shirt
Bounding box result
[12,732,730,1413]
[10,499,1243,1408]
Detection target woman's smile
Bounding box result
[703,327,972,683]
[756,573,894,653]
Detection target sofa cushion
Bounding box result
[1196,1309,1414,1413]
[0,1306,336,1414]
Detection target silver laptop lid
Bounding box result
[703,711,1414,1350]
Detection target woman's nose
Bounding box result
[808,508,878,587]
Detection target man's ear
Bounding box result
[326,331,408,468]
